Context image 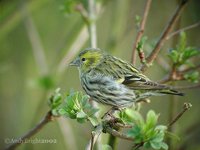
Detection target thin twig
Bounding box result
[166,21,200,40]
[180,64,200,73]
[106,127,134,141]
[133,143,144,150]
[88,0,97,48]
[159,63,200,83]
[85,125,102,150]
[168,103,192,127]
[140,0,190,72]
[4,111,53,150]
[132,0,152,65]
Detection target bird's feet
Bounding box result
[101,107,121,120]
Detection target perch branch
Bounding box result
[140,0,190,72]
[132,0,152,65]
[4,111,54,150]
[105,127,134,141]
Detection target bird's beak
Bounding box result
[69,58,80,66]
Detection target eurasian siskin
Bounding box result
[70,48,183,108]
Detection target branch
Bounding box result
[105,127,134,141]
[131,0,152,65]
[85,125,102,150]
[4,111,54,150]
[168,103,192,127]
[140,0,190,72]
[159,63,200,84]
[88,0,97,48]
[166,21,200,40]
[181,63,200,73]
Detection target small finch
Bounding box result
[70,48,183,108]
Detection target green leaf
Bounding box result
[77,111,87,119]
[184,71,199,83]
[155,125,167,131]
[150,140,162,149]
[88,116,99,126]
[121,109,144,125]
[38,75,54,89]
[182,47,200,60]
[168,49,178,63]
[177,32,186,52]
[152,131,165,143]
[144,141,151,149]
[48,88,63,116]
[101,144,113,150]
[58,91,99,124]
[165,131,180,141]
[161,142,168,150]
[146,110,159,129]
[135,15,141,27]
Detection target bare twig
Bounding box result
[133,143,144,150]
[168,103,192,127]
[166,21,200,40]
[105,127,134,141]
[85,125,102,150]
[4,111,53,150]
[140,0,190,72]
[159,63,200,83]
[132,0,152,65]
[181,63,200,73]
[88,0,97,48]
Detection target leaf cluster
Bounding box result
[48,89,98,125]
[119,109,168,150]
[168,32,200,83]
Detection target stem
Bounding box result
[4,111,53,150]
[88,0,97,48]
[105,127,134,141]
[166,21,200,40]
[140,0,190,72]
[168,103,192,127]
[108,134,118,150]
[132,0,152,65]
[85,125,102,150]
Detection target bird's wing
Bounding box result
[93,55,168,90]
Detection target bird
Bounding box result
[70,48,183,109]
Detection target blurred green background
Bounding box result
[0,0,200,149]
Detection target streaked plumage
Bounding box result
[70,48,183,108]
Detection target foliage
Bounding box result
[48,88,63,116]
[168,32,200,82]
[119,109,169,150]
[49,89,99,125]
[48,88,174,149]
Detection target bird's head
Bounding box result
[70,48,104,73]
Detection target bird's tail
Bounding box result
[159,89,184,96]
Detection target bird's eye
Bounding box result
[81,58,86,61]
